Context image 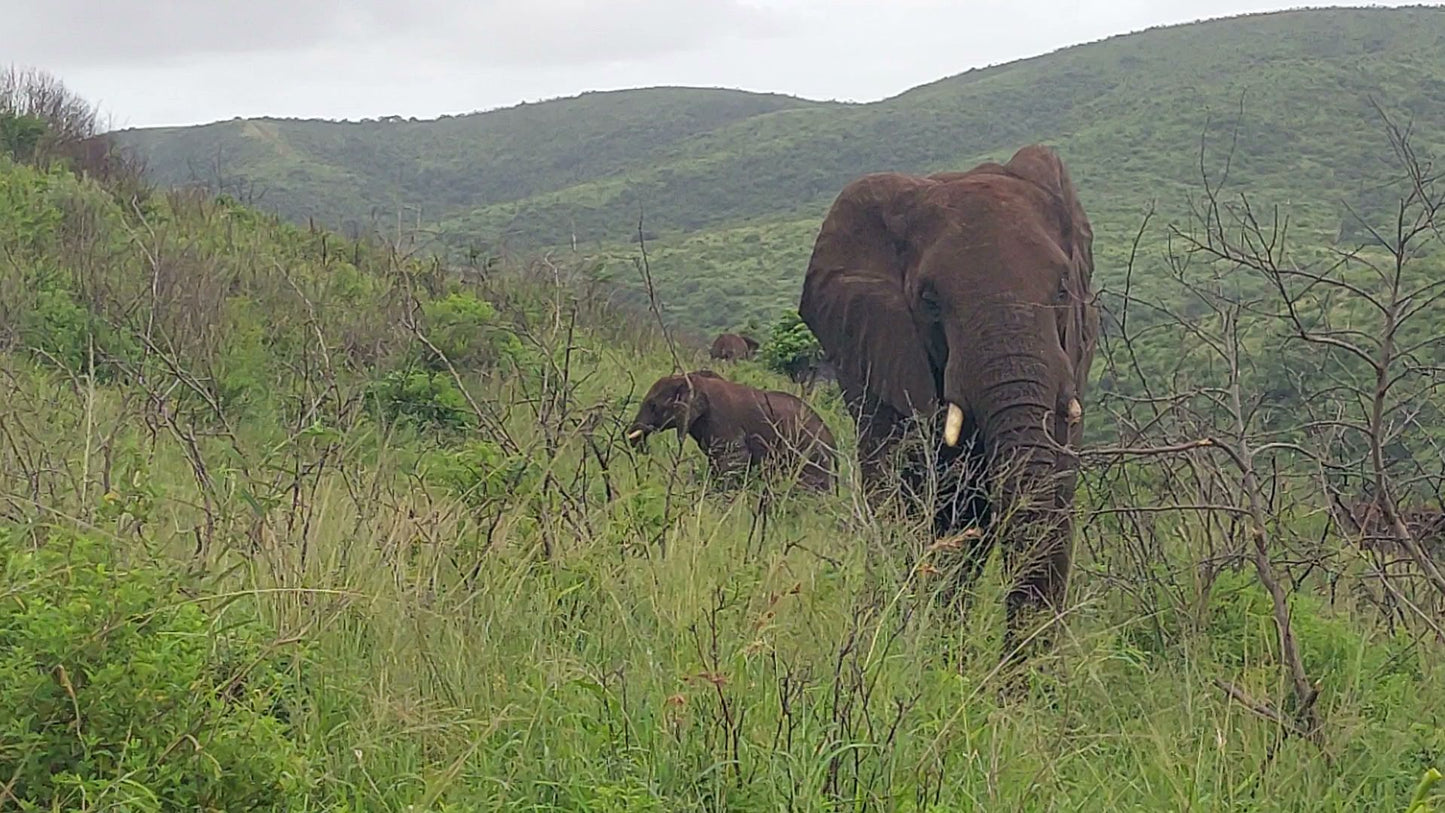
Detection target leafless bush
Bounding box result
[1,66,101,146]
[1,66,149,196]
[1078,102,1445,748]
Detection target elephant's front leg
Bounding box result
[704,439,754,486]
[931,448,995,612]
[999,513,1072,664]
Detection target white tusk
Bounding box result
[943,403,964,447]
[1067,398,1082,424]
[627,429,644,441]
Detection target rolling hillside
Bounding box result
[114,6,1445,333]
[115,87,833,234]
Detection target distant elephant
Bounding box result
[1333,493,1445,559]
[798,144,1099,658]
[709,333,761,361]
[625,370,836,492]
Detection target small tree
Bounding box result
[0,111,48,162]
[1,67,101,159]
[1082,102,1445,749]
[759,309,824,384]
[0,66,145,192]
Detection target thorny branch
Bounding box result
[1082,104,1445,745]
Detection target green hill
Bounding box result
[114,7,1445,332]
[114,87,832,234]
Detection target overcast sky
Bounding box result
[0,1,1426,130]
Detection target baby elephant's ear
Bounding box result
[681,376,711,420]
[799,173,939,416]
[664,377,692,403]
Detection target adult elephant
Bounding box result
[626,370,836,492]
[709,333,760,361]
[798,144,1099,657]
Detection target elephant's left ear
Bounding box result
[1003,145,1099,397]
[798,173,941,417]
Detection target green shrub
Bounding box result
[0,163,66,259]
[760,309,823,382]
[0,526,312,810]
[367,368,474,431]
[368,291,533,432]
[0,113,47,163]
[18,286,139,381]
[422,438,540,506]
[210,316,271,415]
[419,292,525,372]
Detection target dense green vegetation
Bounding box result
[114,7,1445,333]
[8,56,1445,805]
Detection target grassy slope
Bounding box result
[3,148,1444,808]
[115,7,1445,333]
[114,87,831,232]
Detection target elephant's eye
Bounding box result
[1055,279,1070,303]
[919,284,943,317]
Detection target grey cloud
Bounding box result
[0,0,348,64]
[0,0,783,69]
[377,1,784,67]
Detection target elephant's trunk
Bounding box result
[943,302,1075,652]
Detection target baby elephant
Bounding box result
[626,370,836,491]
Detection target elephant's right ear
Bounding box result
[799,173,938,416]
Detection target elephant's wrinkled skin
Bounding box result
[798,144,1099,656]
[709,333,760,361]
[626,370,837,492]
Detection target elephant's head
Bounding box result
[625,371,719,449]
[799,144,1098,511]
